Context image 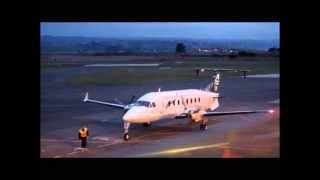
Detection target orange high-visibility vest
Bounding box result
[79,128,88,138]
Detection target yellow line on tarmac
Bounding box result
[141,142,230,157]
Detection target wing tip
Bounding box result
[83,92,89,102]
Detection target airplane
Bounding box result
[83,72,274,140]
[195,68,250,78]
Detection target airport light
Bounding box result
[268,109,274,114]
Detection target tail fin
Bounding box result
[205,73,220,92]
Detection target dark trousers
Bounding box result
[80,137,87,148]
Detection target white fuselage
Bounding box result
[122,89,219,123]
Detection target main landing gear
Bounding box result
[143,122,151,127]
[200,123,208,130]
[200,117,208,131]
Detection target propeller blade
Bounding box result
[128,96,136,104]
[114,98,125,105]
[123,95,136,113]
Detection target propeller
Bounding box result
[128,96,136,104]
[114,98,125,105]
[113,96,136,115]
[124,95,136,112]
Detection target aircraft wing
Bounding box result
[83,92,125,109]
[175,110,273,119]
[202,110,273,116]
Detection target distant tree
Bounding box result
[238,51,256,57]
[268,47,280,57]
[176,43,186,53]
[268,47,276,52]
[268,47,280,52]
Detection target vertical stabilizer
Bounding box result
[205,73,220,92]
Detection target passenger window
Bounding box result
[168,101,171,107]
[198,97,200,102]
[194,98,196,103]
[152,102,156,107]
[186,99,188,104]
[178,100,180,105]
[173,100,175,105]
[191,99,192,103]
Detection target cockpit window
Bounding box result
[135,101,156,108]
[135,101,151,107]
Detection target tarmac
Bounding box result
[41,65,279,158]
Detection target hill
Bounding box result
[41,36,279,54]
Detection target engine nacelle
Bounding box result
[190,110,206,122]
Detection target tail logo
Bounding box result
[213,73,220,92]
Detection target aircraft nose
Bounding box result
[123,111,138,122]
[122,113,131,122]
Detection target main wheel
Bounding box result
[123,133,130,141]
[200,124,207,131]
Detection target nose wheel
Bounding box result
[123,133,130,141]
[123,121,131,141]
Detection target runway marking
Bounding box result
[92,136,111,141]
[96,139,123,148]
[268,99,279,104]
[100,119,111,123]
[84,63,161,67]
[246,74,279,78]
[139,142,230,157]
[254,132,280,139]
[41,139,80,143]
[67,148,88,156]
[42,105,74,108]
[41,138,114,144]
[92,136,122,148]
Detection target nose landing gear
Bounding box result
[123,133,130,141]
[123,121,131,141]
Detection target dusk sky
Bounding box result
[41,22,279,40]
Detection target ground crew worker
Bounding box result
[243,71,247,79]
[196,69,200,76]
[78,126,89,148]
